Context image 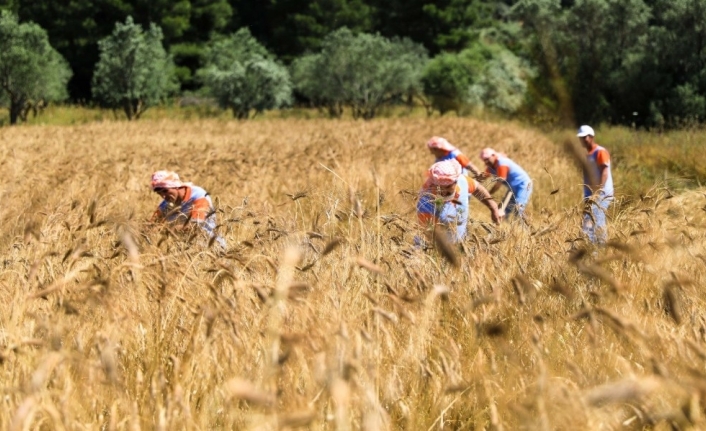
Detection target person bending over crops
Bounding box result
[577,125,613,244]
[427,136,482,177]
[479,148,533,221]
[150,170,225,247]
[417,160,502,244]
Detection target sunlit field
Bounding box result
[0,117,705,430]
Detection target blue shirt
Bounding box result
[486,156,532,194]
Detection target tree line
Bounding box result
[1,0,705,127]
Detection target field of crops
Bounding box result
[0,117,705,430]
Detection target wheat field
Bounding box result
[0,117,704,430]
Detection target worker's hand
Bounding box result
[173,223,199,233]
[475,172,490,180]
[491,210,503,225]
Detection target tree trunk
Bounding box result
[19,100,32,122]
[9,97,24,125]
[123,99,135,120]
[233,107,249,119]
[327,103,342,118]
[134,99,145,119]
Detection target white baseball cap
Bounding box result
[577,125,595,137]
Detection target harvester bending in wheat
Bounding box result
[478,147,533,223]
[416,160,502,246]
[149,170,225,248]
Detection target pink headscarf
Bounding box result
[427,136,456,153]
[479,148,496,160]
[426,160,462,186]
[151,170,185,190]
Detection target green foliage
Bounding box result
[290,54,326,106]
[421,53,475,115]
[291,28,428,119]
[18,1,132,101]
[92,16,178,120]
[17,0,231,100]
[233,0,369,61]
[529,0,706,134]
[638,0,706,126]
[190,0,233,34]
[422,0,496,50]
[0,0,18,14]
[130,0,232,40]
[197,28,293,119]
[134,0,192,39]
[228,0,375,62]
[4,0,706,127]
[370,0,504,54]
[466,42,535,114]
[128,0,234,94]
[170,43,205,90]
[422,39,533,115]
[286,0,374,54]
[0,11,71,124]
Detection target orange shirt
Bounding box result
[151,186,212,222]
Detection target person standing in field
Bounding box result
[479,148,533,221]
[577,125,613,244]
[150,170,225,247]
[417,160,502,244]
[427,136,482,177]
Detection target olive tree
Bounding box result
[291,28,428,119]
[92,16,178,120]
[0,11,71,125]
[197,29,292,119]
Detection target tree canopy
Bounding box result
[291,28,428,119]
[197,29,292,118]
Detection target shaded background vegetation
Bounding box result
[2,0,706,127]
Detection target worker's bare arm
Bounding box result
[473,184,503,224]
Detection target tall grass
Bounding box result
[0,117,704,429]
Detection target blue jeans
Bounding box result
[582,195,612,244]
[505,182,533,219]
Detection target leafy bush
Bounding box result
[422,40,534,116]
[467,44,535,115]
[92,16,178,120]
[421,52,475,115]
[197,28,292,119]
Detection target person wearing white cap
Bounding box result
[577,125,613,244]
[478,148,533,221]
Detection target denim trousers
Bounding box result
[582,195,612,244]
[505,181,533,219]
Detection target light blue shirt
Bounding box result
[417,175,469,243]
[486,156,532,195]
